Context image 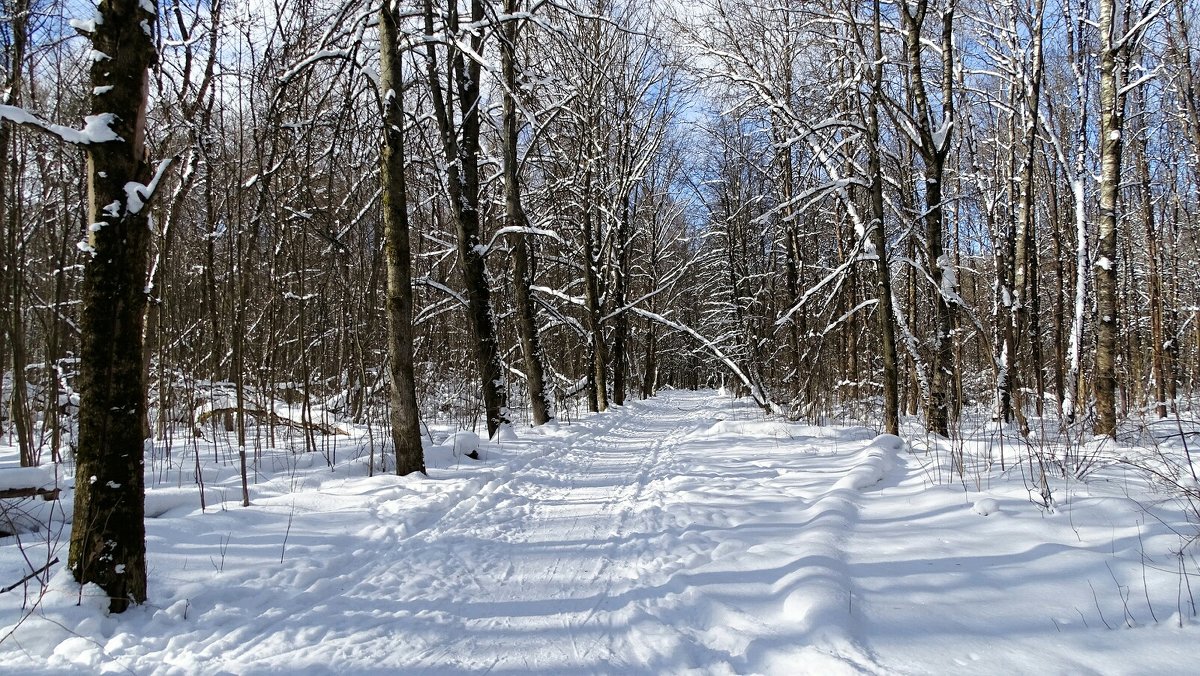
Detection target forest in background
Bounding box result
[3,0,1200,609]
[4,0,1198,447]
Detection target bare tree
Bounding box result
[500,0,553,425]
[381,0,425,473]
[41,0,161,613]
[422,0,510,437]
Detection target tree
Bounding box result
[72,0,160,612]
[381,0,426,474]
[897,0,958,437]
[422,0,510,438]
[1,0,33,467]
[863,0,899,435]
[1093,0,1157,436]
[501,0,554,425]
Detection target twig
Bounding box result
[1,558,59,594]
[1089,579,1115,629]
[280,499,295,564]
[1137,524,1158,623]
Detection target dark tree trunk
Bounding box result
[423,0,510,437]
[868,0,899,435]
[68,0,158,613]
[611,194,632,407]
[502,0,552,425]
[901,0,957,437]
[381,2,425,475]
[581,180,608,412]
[1134,85,1169,418]
[2,0,33,466]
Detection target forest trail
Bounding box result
[189,391,892,674]
[7,390,1197,675]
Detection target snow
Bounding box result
[68,12,102,34]
[0,107,121,145]
[932,116,954,152]
[124,182,148,214]
[972,497,1000,515]
[427,429,482,465]
[2,390,1198,673]
[0,466,58,492]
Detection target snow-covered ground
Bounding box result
[1,389,1198,673]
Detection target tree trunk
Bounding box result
[502,0,552,425]
[1062,0,1090,422]
[1013,1,1045,420]
[1134,84,1168,418]
[1094,0,1123,437]
[611,193,633,407]
[868,0,899,435]
[2,0,32,466]
[641,322,657,399]
[901,0,957,437]
[423,0,510,437]
[381,2,425,475]
[68,0,158,613]
[581,178,608,412]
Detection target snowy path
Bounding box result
[5,389,1199,674]
[202,392,891,674]
[0,391,896,674]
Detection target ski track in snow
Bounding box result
[0,391,898,674]
[204,394,888,674]
[5,389,1199,674]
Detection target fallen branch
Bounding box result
[0,557,59,594]
[0,486,61,501]
[196,407,345,435]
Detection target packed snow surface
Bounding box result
[1,390,1198,673]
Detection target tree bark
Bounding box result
[611,193,633,407]
[2,0,32,466]
[581,171,609,412]
[1094,0,1124,437]
[1133,83,1169,418]
[68,0,158,613]
[1012,0,1045,421]
[501,0,552,425]
[1062,0,1090,422]
[423,0,510,437]
[900,0,957,436]
[868,0,899,435]
[381,2,425,475]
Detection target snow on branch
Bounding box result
[415,277,469,308]
[478,225,566,256]
[531,285,585,307]
[821,299,879,337]
[125,157,175,214]
[775,249,859,328]
[0,106,121,145]
[630,307,770,410]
